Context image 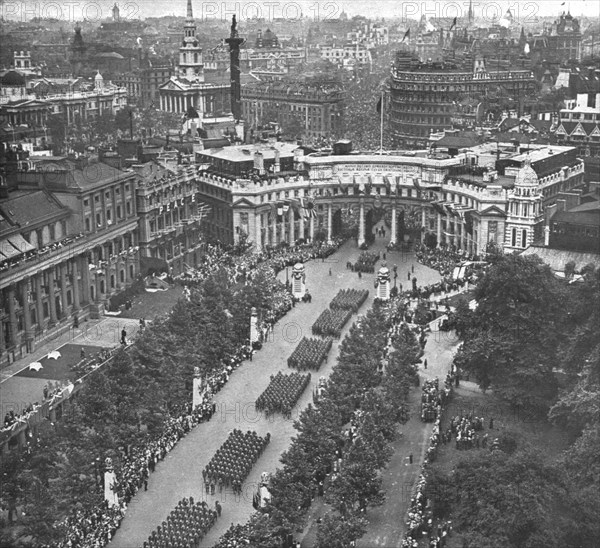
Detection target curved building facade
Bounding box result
[389,54,538,148]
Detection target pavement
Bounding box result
[109,238,446,548]
[296,312,462,548]
[0,317,142,419]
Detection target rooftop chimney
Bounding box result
[274,149,281,173]
[254,151,265,175]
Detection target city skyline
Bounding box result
[0,0,597,23]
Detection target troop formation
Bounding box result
[329,288,369,313]
[255,372,311,417]
[202,430,270,495]
[287,337,333,371]
[144,497,220,548]
[351,251,380,273]
[312,308,353,338]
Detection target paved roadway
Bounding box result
[355,317,460,547]
[110,238,445,548]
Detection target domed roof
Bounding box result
[515,158,538,187]
[1,70,26,86]
[95,70,104,81]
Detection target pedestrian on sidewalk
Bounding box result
[329,268,332,276]
[215,500,222,517]
[409,453,413,464]
[120,329,127,345]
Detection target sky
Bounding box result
[1,0,597,23]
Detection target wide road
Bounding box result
[110,238,443,548]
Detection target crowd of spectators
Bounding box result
[447,414,486,450]
[414,243,477,278]
[0,233,86,274]
[53,502,126,548]
[403,371,456,547]
[255,372,311,418]
[287,337,332,371]
[144,497,219,548]
[202,430,270,495]
[174,239,341,289]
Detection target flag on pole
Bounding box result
[384,176,392,195]
[376,96,382,114]
[449,17,457,31]
[464,210,474,234]
[401,28,410,43]
[300,196,317,219]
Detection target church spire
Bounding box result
[186,0,193,20]
[468,0,473,22]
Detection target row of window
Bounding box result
[23,220,68,249]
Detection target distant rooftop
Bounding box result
[199,142,299,163]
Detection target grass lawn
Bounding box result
[421,385,572,547]
[434,386,571,474]
[15,344,102,381]
[117,286,184,320]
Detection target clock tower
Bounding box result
[179,0,204,82]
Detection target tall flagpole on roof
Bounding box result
[379,88,384,154]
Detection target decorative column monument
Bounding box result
[375,263,391,301]
[390,204,397,246]
[250,306,259,344]
[192,366,204,409]
[104,458,119,508]
[358,199,366,247]
[291,263,306,300]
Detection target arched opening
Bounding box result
[365,209,376,243]
[332,209,343,237]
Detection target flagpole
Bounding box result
[379,89,384,154]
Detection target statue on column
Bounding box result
[230,15,238,37]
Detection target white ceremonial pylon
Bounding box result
[192,366,203,409]
[375,264,391,301]
[291,263,306,300]
[250,307,259,344]
[104,458,119,508]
